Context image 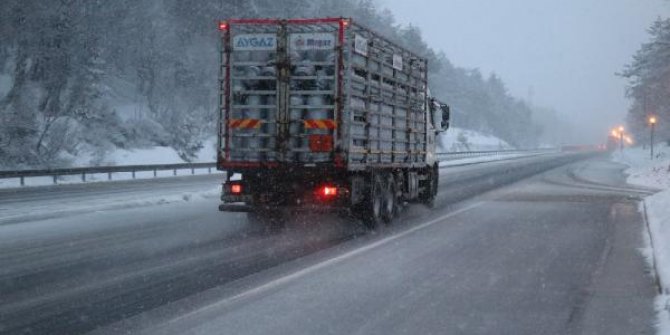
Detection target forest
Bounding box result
[0,0,544,169]
[621,17,670,144]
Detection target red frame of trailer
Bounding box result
[217,18,349,169]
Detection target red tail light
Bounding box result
[230,183,242,194]
[319,186,338,197]
[218,21,229,31]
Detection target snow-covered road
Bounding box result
[0,151,553,225]
[0,153,659,334]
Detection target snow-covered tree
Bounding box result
[0,0,544,169]
[621,18,670,142]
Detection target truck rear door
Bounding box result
[219,19,343,166]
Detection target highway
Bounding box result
[0,153,659,334]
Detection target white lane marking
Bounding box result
[589,185,655,194]
[563,181,655,195]
[168,201,484,325]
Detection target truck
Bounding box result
[216,18,450,228]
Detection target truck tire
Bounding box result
[361,174,385,229]
[381,173,397,223]
[421,164,439,208]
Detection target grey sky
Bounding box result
[381,0,669,143]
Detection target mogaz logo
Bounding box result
[233,34,276,51]
[290,33,335,51]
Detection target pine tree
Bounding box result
[0,0,545,168]
[621,18,670,142]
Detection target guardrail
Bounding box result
[0,163,218,187]
[437,148,556,161]
[0,149,557,187]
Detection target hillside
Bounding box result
[0,0,544,169]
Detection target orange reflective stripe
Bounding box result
[323,119,337,129]
[247,119,261,128]
[304,119,337,129]
[229,119,261,128]
[304,120,318,129]
[240,119,252,128]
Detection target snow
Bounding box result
[102,75,150,121]
[438,127,513,152]
[76,146,186,166]
[612,145,670,190]
[643,189,670,335]
[0,144,534,189]
[1,128,514,190]
[612,144,670,334]
[0,143,221,190]
[194,138,218,163]
[645,193,670,285]
[114,102,151,122]
[0,73,12,98]
[643,190,670,288]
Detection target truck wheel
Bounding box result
[381,174,397,223]
[361,174,384,229]
[421,164,439,208]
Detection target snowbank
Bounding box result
[438,127,513,152]
[99,128,511,165]
[2,129,523,190]
[81,146,186,166]
[647,192,670,334]
[195,138,218,163]
[73,138,218,167]
[0,142,220,189]
[645,193,670,291]
[612,145,670,189]
[613,144,670,333]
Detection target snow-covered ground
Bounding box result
[1,128,523,190]
[612,144,670,333]
[438,127,513,152]
[74,138,218,166]
[0,140,220,189]
[0,149,544,190]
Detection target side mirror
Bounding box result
[439,104,450,131]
